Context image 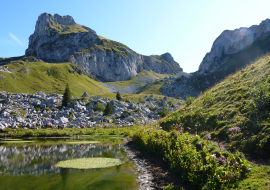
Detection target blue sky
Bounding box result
[1,0,270,73]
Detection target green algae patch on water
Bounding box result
[55,157,122,169]
[65,141,100,144]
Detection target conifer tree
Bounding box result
[116,91,122,101]
[62,83,71,107]
[104,103,113,116]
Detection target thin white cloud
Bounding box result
[9,33,24,46]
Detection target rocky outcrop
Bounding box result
[25,13,99,63]
[26,13,183,81]
[143,53,183,74]
[199,19,270,74]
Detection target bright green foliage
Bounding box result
[104,103,113,116]
[248,82,270,111]
[93,103,105,112]
[185,96,195,106]
[62,83,71,107]
[132,127,250,189]
[116,91,122,100]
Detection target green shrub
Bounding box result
[202,91,214,106]
[34,107,41,111]
[249,82,270,111]
[93,103,105,112]
[185,96,195,106]
[10,111,18,116]
[132,127,250,189]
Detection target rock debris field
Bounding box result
[0,91,181,130]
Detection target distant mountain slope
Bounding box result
[160,54,270,158]
[161,31,270,99]
[25,13,182,82]
[0,57,109,96]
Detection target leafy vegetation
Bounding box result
[132,127,250,189]
[93,103,106,112]
[185,96,195,106]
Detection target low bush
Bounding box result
[185,96,195,106]
[132,127,250,189]
[93,103,105,112]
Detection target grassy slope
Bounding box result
[138,55,270,189]
[103,70,170,89]
[160,55,270,158]
[0,59,110,97]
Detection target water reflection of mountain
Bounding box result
[0,143,127,176]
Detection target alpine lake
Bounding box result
[0,137,138,190]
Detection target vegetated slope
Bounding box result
[0,57,110,97]
[162,32,270,99]
[101,70,170,94]
[160,54,270,159]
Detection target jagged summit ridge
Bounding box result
[26,13,183,81]
[199,18,270,74]
[25,13,98,63]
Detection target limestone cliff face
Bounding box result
[143,53,183,74]
[199,19,270,74]
[26,13,183,81]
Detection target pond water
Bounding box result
[0,138,138,190]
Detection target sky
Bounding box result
[1,0,270,73]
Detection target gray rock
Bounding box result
[199,19,270,74]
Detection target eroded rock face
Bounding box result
[26,13,183,81]
[25,13,99,62]
[199,19,270,74]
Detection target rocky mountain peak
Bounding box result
[198,18,270,74]
[161,53,174,63]
[25,13,183,81]
[33,13,77,37]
